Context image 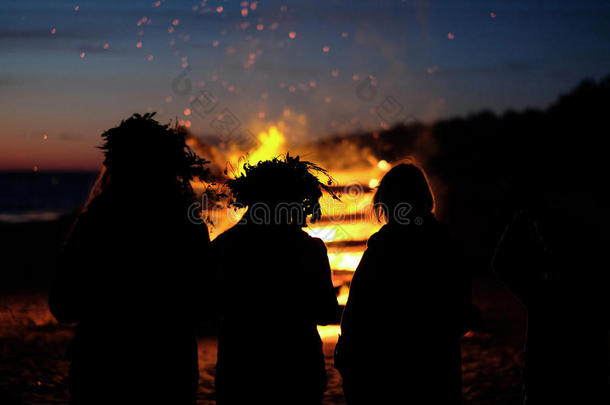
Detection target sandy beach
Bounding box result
[1,279,524,405]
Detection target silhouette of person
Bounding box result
[336,163,471,405]
[493,180,606,405]
[211,155,341,405]
[49,113,211,405]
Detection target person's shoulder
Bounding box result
[183,219,210,244]
[367,229,383,247]
[298,228,328,252]
[65,197,108,241]
[213,222,258,246]
[366,225,392,250]
[78,194,108,223]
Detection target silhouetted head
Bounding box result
[99,113,209,193]
[373,163,434,223]
[83,113,209,212]
[227,154,339,227]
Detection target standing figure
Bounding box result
[212,155,341,405]
[49,113,211,405]
[336,163,471,405]
[493,183,606,405]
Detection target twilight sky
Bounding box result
[1,0,610,170]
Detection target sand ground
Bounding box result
[0,279,525,405]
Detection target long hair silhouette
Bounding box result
[49,113,211,405]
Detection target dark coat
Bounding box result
[49,191,209,405]
[337,214,471,405]
[212,222,340,405]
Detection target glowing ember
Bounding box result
[377,159,391,171]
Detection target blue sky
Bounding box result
[1,0,610,169]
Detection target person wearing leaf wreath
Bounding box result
[49,113,212,405]
[211,154,341,405]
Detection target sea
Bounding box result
[0,172,98,223]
